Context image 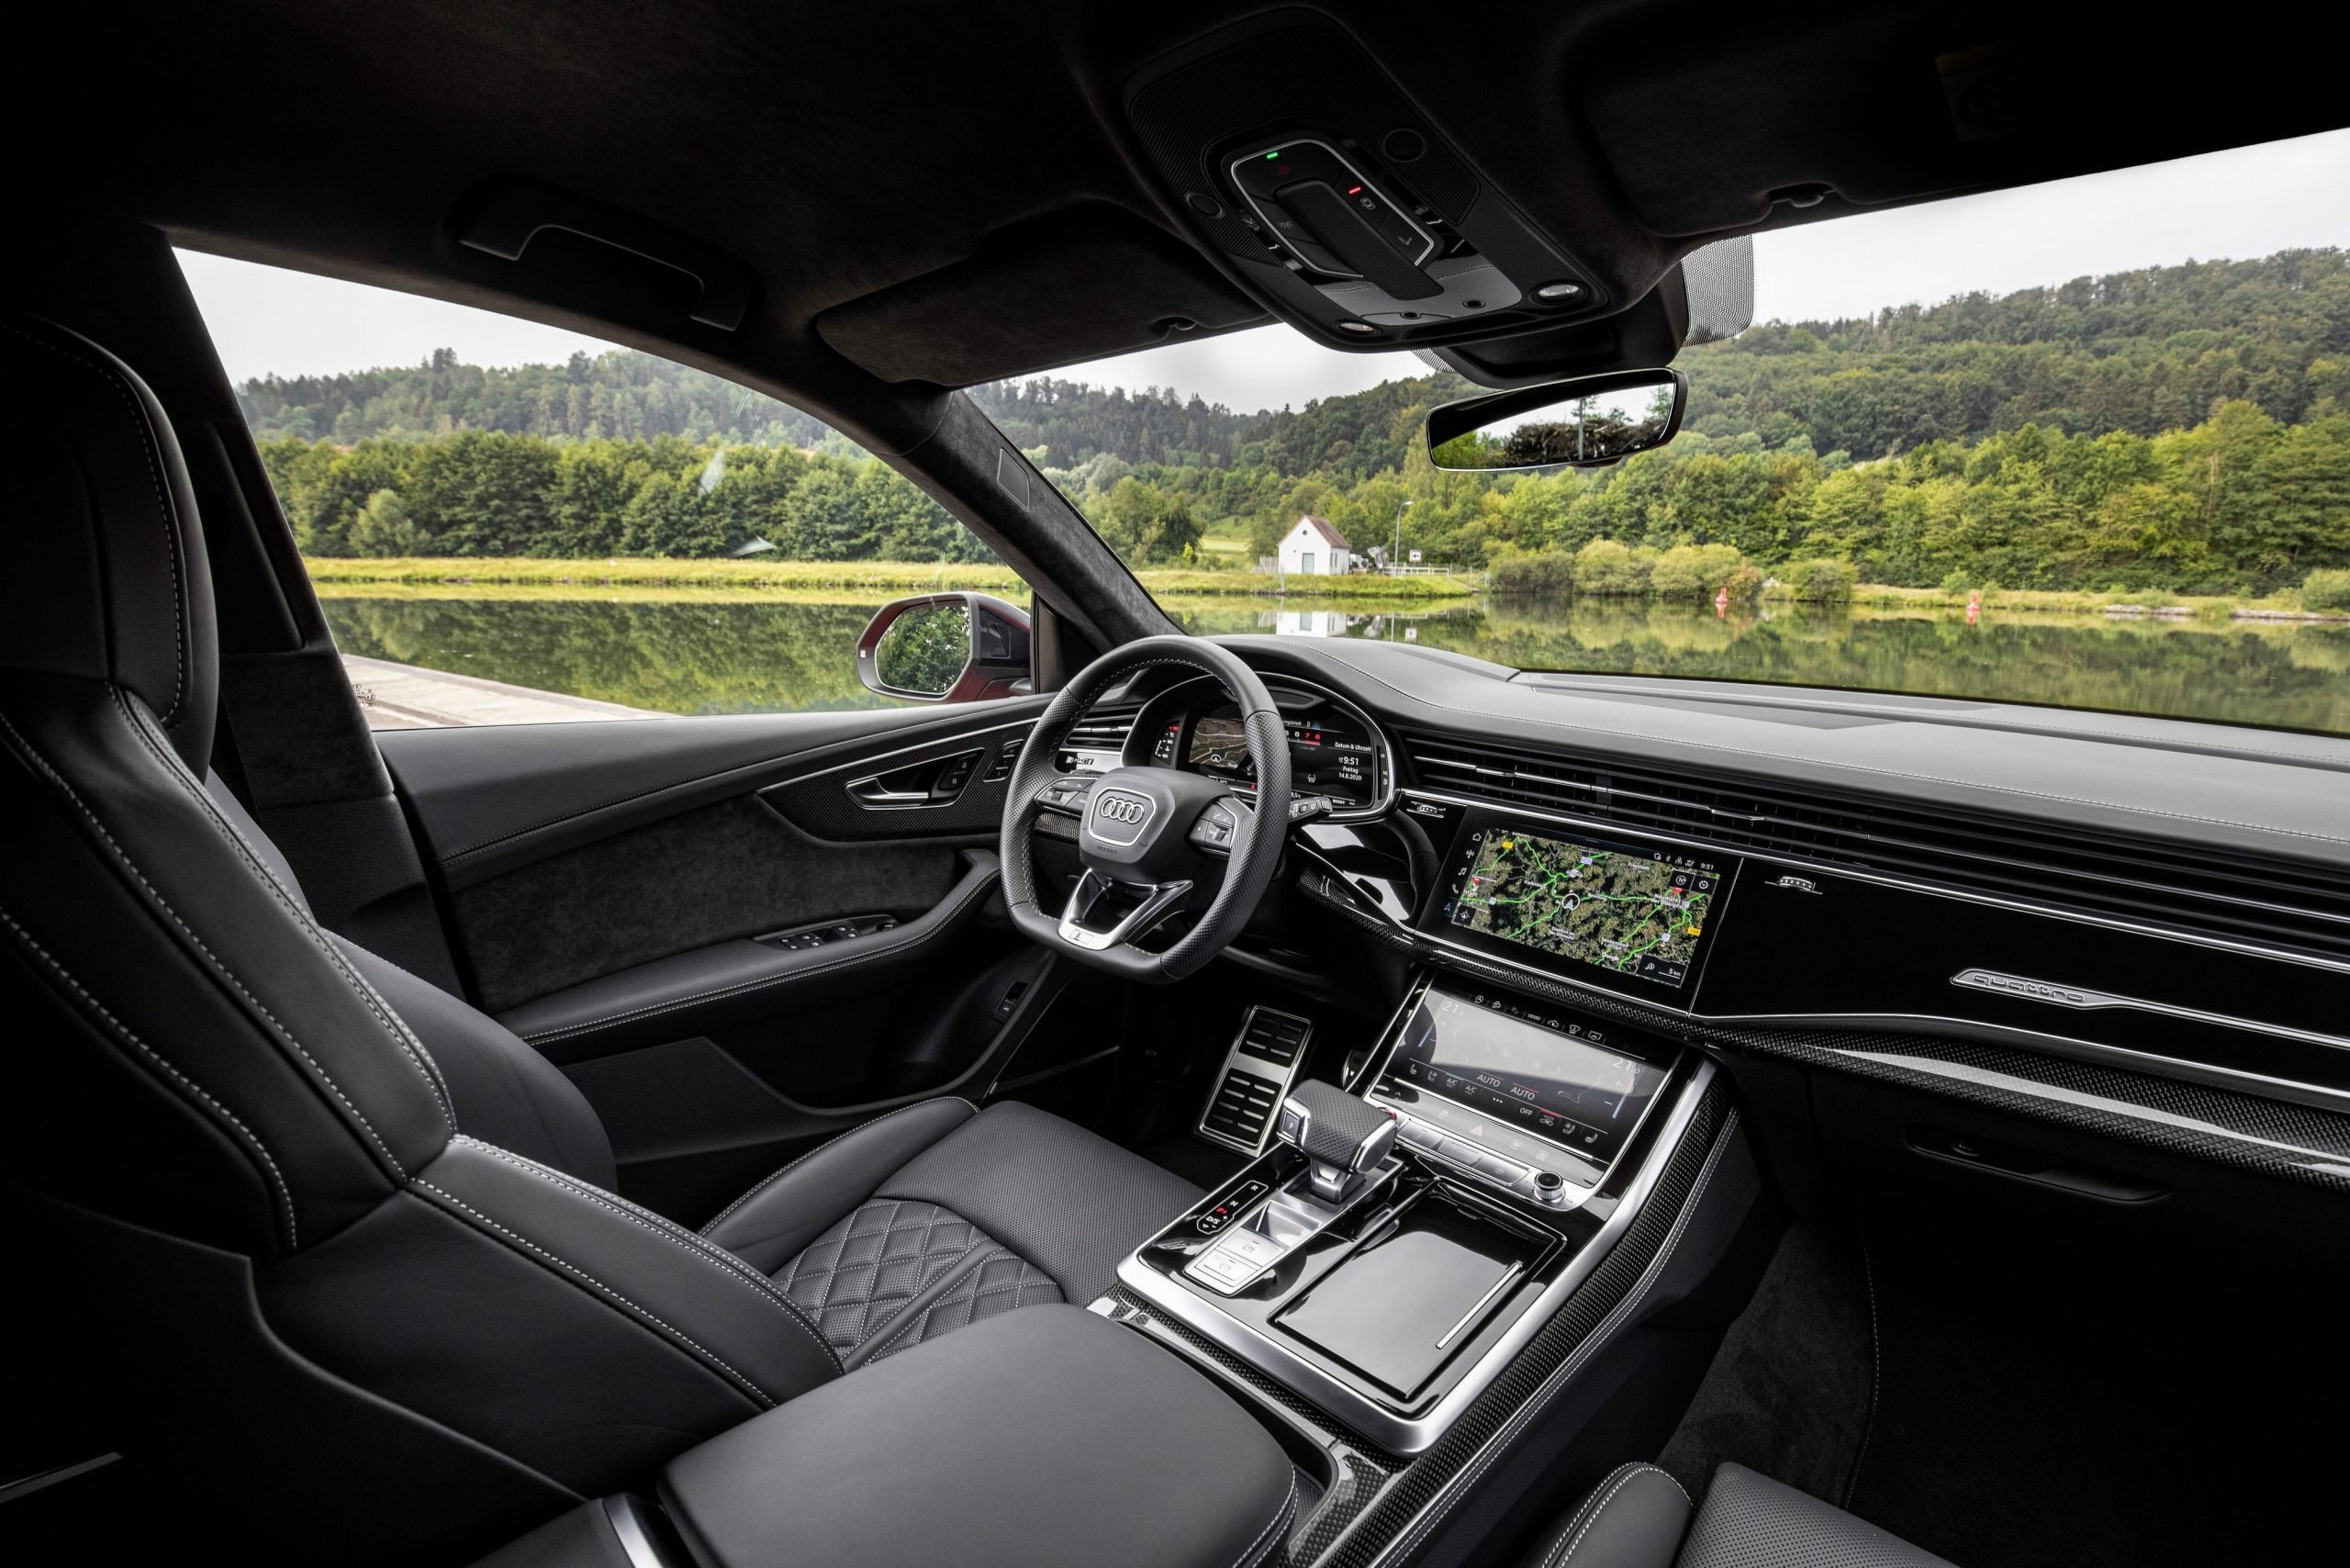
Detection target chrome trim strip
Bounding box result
[603,1495,682,1568]
[1116,1058,1718,1454]
[1404,787,2350,977]
[1949,969,2350,1053]
[1436,1264,1523,1350]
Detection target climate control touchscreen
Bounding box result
[1374,986,1664,1170]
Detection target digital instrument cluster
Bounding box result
[1147,681,1382,818]
[1169,691,1385,808]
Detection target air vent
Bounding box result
[1061,700,1141,767]
[1402,732,2350,961]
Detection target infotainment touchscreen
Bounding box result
[1430,821,1728,990]
[1376,987,1664,1168]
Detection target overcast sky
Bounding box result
[183,128,2350,415]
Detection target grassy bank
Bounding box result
[302,556,1483,600]
[1837,583,2341,620]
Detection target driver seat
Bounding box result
[0,316,1198,1557]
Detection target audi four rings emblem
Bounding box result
[1094,793,1151,825]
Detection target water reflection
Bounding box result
[1171,596,2350,734]
[317,591,2350,735]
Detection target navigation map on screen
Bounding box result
[1447,827,1723,987]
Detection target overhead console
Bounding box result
[1124,14,1620,352]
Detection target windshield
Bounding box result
[982,130,2350,737]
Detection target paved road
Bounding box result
[341,655,667,729]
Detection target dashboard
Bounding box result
[1074,643,2350,1179]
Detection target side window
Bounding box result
[187,256,1025,727]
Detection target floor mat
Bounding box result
[1662,1209,2344,1567]
[1655,1222,1875,1506]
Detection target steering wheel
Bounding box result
[1002,636,1292,983]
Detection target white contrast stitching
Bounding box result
[411,1178,775,1408]
[456,1137,840,1372]
[114,689,454,1127]
[1383,1109,1741,1566]
[1312,649,2350,847]
[1,321,186,725]
[0,711,410,1176]
[0,904,298,1250]
[1536,1462,1636,1568]
[1548,1464,1672,1568]
[701,1098,978,1235]
[520,870,998,1045]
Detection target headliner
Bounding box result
[12,1,2341,450]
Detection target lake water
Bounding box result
[316,590,2350,736]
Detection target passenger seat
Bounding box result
[1522,1462,1954,1567]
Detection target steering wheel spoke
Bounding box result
[1058,868,1194,951]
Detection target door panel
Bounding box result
[378,700,1044,890]
[451,794,968,1014]
[375,699,1061,1217]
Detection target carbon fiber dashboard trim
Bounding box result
[1707,1025,2350,1193]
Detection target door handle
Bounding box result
[846,778,934,808]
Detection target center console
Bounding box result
[1115,971,1708,1454]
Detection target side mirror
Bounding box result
[1426,368,1688,471]
[855,591,1033,703]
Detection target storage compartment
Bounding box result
[1274,1186,1549,1399]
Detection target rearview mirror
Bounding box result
[1426,368,1688,471]
[856,591,1032,702]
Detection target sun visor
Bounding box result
[814,206,1264,387]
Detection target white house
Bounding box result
[1277,514,1352,576]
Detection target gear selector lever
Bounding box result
[1278,1079,1397,1203]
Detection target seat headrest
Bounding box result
[1,315,217,770]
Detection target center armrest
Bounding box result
[659,1305,1296,1568]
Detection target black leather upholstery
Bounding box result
[705,1097,1199,1365]
[1676,1465,1956,1568]
[881,1098,1203,1305]
[2,315,217,772]
[340,937,619,1188]
[1518,1464,1692,1568]
[702,1096,979,1270]
[1525,1463,1957,1568]
[661,1305,1298,1568]
[0,316,1202,1560]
